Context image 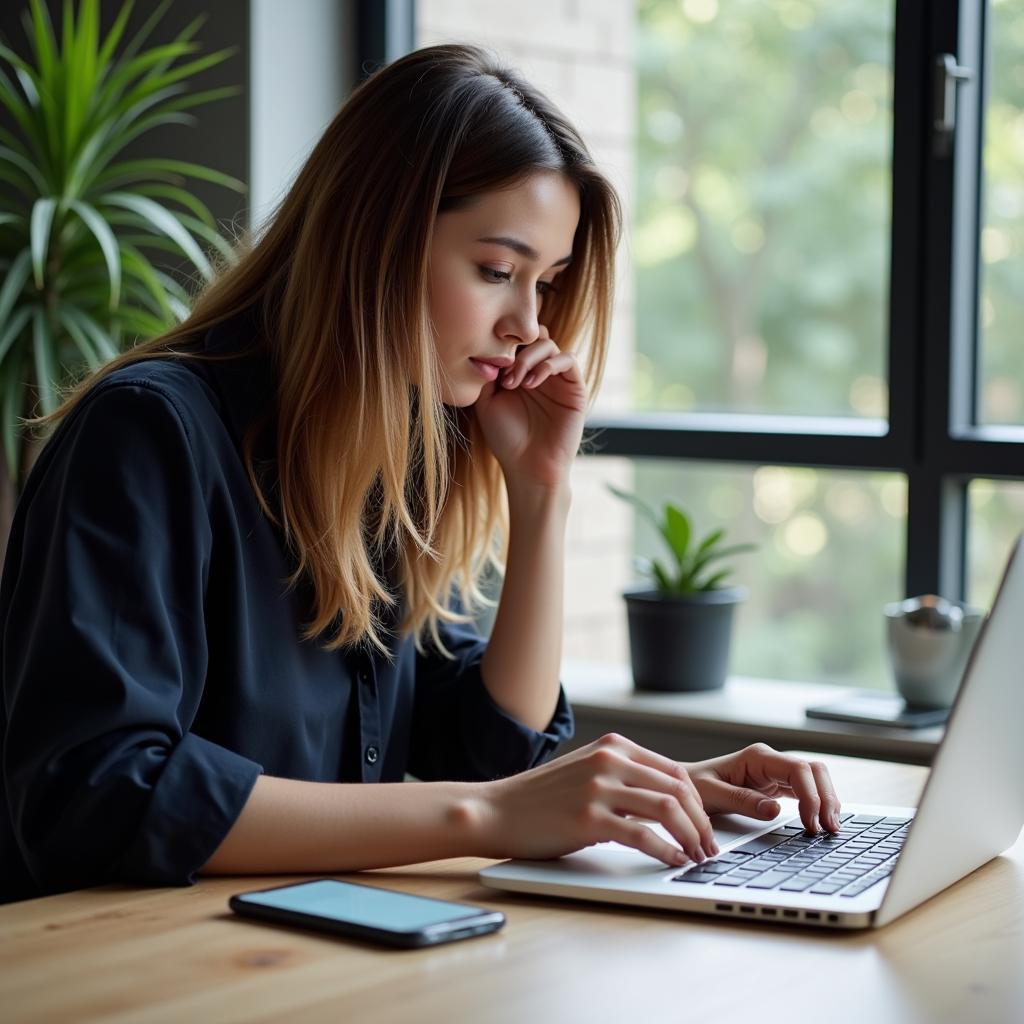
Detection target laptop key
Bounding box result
[671,872,719,883]
[718,851,753,864]
[809,882,844,895]
[744,872,795,889]
[778,877,817,892]
[701,861,735,874]
[733,835,788,855]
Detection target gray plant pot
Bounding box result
[623,585,747,692]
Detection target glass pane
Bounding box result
[968,480,1024,607]
[634,0,893,418]
[565,457,906,687]
[979,0,1024,425]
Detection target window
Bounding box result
[406,1,1023,686]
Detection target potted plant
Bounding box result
[608,484,756,692]
[0,0,244,544]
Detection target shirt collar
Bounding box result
[200,307,277,466]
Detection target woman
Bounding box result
[0,44,840,903]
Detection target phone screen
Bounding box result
[237,879,485,931]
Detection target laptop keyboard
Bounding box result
[671,813,911,897]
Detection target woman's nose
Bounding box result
[499,294,540,345]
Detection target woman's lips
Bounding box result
[469,358,501,382]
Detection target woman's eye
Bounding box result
[480,267,511,283]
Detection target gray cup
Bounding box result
[884,595,986,709]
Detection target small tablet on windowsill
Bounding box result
[805,691,950,729]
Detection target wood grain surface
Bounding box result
[2,753,1021,1024]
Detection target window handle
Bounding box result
[934,53,973,153]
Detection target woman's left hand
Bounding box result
[473,327,588,492]
[685,743,843,834]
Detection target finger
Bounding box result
[502,339,560,388]
[740,745,838,832]
[522,353,581,389]
[600,810,692,868]
[808,760,842,832]
[609,785,707,863]
[612,758,717,857]
[696,777,782,821]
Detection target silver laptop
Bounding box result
[480,533,1024,929]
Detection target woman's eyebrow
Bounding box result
[475,235,573,267]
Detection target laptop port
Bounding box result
[739,905,756,914]
[828,914,839,922]
[805,911,821,920]
[761,908,777,916]
[782,909,799,918]
[714,903,733,912]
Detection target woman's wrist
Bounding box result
[454,779,506,860]
[504,476,572,522]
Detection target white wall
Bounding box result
[249,0,357,231]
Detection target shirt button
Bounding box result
[365,746,379,765]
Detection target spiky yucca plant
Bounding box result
[0,0,245,484]
[608,484,757,594]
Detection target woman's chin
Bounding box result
[441,382,485,408]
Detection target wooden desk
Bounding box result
[562,660,944,766]
[2,754,1022,1024]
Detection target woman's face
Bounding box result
[427,171,581,407]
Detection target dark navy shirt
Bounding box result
[0,312,573,903]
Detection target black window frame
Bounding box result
[390,0,1022,602]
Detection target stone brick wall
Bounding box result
[416,1,636,663]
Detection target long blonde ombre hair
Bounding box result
[30,43,622,656]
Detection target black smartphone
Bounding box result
[805,692,949,729]
[229,878,506,949]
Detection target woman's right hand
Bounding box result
[475,733,719,867]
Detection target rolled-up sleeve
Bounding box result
[408,613,574,782]
[1,381,261,894]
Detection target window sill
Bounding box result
[561,660,942,766]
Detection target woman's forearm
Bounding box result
[480,483,570,732]
[200,774,489,875]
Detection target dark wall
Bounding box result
[0,0,250,280]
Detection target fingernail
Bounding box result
[503,376,516,388]
[673,850,687,865]
[522,373,535,387]
[757,799,777,817]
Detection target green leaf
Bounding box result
[699,569,733,591]
[120,244,172,320]
[91,157,245,195]
[651,560,674,591]
[101,191,212,279]
[57,305,118,361]
[0,305,32,364]
[663,504,691,566]
[29,197,58,289]
[694,527,725,557]
[0,249,33,328]
[0,145,49,195]
[0,67,40,148]
[95,0,135,74]
[606,483,661,530]
[31,306,59,416]
[26,0,58,92]
[67,199,121,309]
[54,302,102,368]
[133,183,217,230]
[1,347,26,482]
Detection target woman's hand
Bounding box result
[473,326,588,493]
[685,743,843,834]
[476,733,720,867]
